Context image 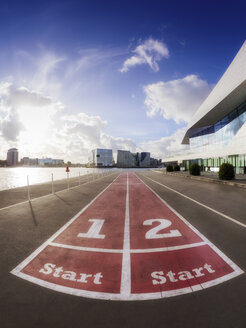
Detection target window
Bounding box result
[189,100,246,150]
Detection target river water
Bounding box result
[0,167,117,191]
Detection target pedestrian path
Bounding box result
[11,172,243,300]
[0,171,113,210]
[153,170,246,189]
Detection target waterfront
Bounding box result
[0,167,116,191]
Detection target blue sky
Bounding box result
[0,0,246,162]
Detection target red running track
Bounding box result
[11,172,243,300]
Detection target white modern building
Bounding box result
[91,149,113,167]
[7,148,18,166]
[163,41,246,174]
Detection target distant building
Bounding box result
[139,152,150,167]
[7,148,18,166]
[90,149,113,167]
[117,150,136,167]
[117,150,151,168]
[38,158,53,166]
[38,158,64,166]
[150,158,162,167]
[21,157,39,166]
[51,159,64,166]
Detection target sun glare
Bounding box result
[18,105,54,146]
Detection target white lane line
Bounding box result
[151,169,163,174]
[14,268,242,301]
[49,242,123,253]
[130,242,206,253]
[135,173,244,276]
[0,172,117,212]
[143,175,246,229]
[10,171,244,301]
[11,174,123,276]
[120,173,131,297]
[48,241,206,253]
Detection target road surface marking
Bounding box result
[11,174,122,274]
[120,173,131,297]
[11,172,244,301]
[49,242,123,253]
[136,174,244,272]
[49,241,206,253]
[130,241,206,253]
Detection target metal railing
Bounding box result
[26,170,114,202]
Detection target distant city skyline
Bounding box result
[7,148,18,166]
[0,1,246,162]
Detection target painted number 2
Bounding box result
[78,219,105,239]
[143,219,182,239]
[77,218,181,240]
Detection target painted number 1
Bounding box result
[77,219,105,239]
[77,218,181,240]
[143,219,182,239]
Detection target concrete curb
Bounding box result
[161,171,246,190]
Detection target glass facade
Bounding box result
[163,101,246,174]
[182,155,246,174]
[179,101,246,174]
[91,149,113,167]
[189,100,246,150]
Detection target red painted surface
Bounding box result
[14,172,242,299]
[22,245,122,293]
[128,172,202,249]
[54,174,126,249]
[131,245,234,293]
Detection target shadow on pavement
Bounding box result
[28,200,38,226]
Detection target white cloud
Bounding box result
[0,83,62,142]
[17,49,66,97]
[1,114,24,141]
[144,75,212,124]
[0,83,137,163]
[138,128,188,159]
[33,52,65,92]
[101,134,136,153]
[120,38,169,73]
[65,47,126,80]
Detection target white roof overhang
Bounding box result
[182,41,246,145]
[182,79,246,144]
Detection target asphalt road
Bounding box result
[0,170,245,328]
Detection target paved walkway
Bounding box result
[0,172,112,209]
[153,170,246,188]
[0,170,245,328]
[12,172,243,301]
